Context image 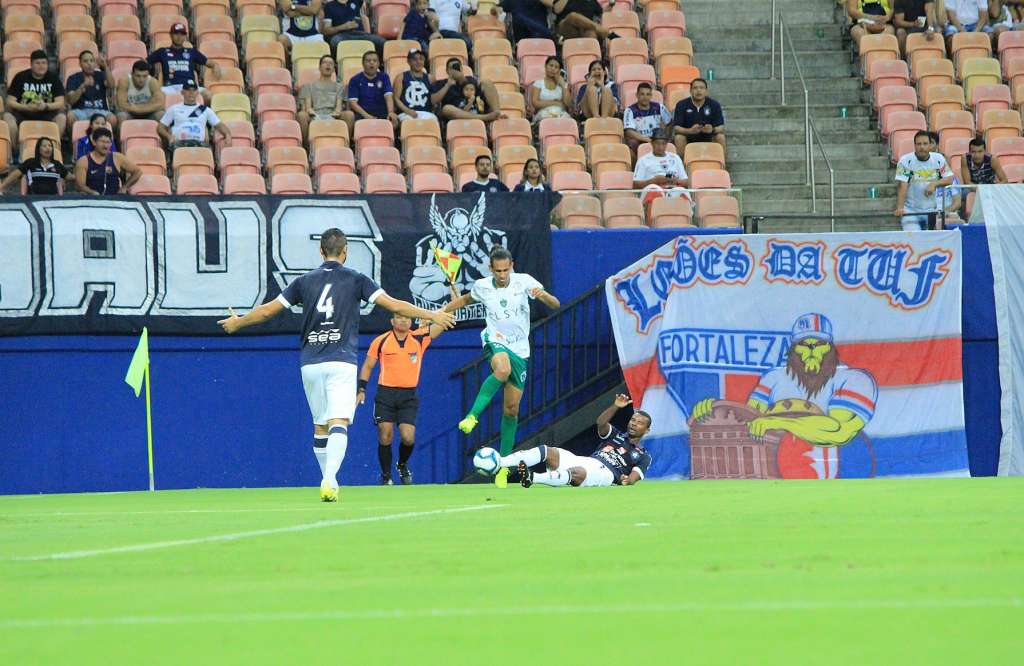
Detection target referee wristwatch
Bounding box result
[358,379,368,393]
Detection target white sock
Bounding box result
[324,424,348,488]
[500,445,546,468]
[313,436,328,476]
[532,470,571,487]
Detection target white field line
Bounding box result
[0,598,1020,629]
[1,505,430,518]
[6,504,507,562]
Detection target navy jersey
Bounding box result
[591,425,652,483]
[276,261,384,366]
[148,47,208,87]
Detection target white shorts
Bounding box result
[398,111,438,122]
[552,448,615,487]
[284,32,326,45]
[162,84,183,94]
[300,361,357,425]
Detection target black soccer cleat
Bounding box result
[518,461,533,488]
[380,474,393,486]
[396,462,413,485]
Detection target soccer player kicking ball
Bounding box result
[499,394,653,488]
[445,247,560,487]
[218,229,455,502]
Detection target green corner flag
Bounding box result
[125,328,156,491]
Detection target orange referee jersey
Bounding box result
[367,327,433,388]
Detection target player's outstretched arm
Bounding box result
[596,393,632,437]
[376,294,456,329]
[529,287,560,310]
[218,301,286,334]
[443,290,475,313]
[620,470,643,486]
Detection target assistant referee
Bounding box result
[359,314,444,485]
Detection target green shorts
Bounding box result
[485,342,528,390]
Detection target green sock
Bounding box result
[500,415,518,456]
[468,375,504,418]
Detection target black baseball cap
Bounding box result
[182,79,198,90]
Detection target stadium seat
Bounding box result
[583,118,624,155]
[55,14,95,46]
[201,40,240,71]
[868,59,910,100]
[562,38,602,79]
[404,145,448,180]
[223,173,267,194]
[933,110,973,156]
[240,14,280,50]
[650,197,695,228]
[588,143,632,183]
[148,15,189,49]
[106,40,148,75]
[973,84,1011,126]
[961,58,1001,101]
[473,38,513,72]
[271,173,314,194]
[308,119,350,155]
[125,147,167,177]
[545,144,586,178]
[616,64,657,100]
[451,145,492,184]
[683,142,726,173]
[597,170,633,192]
[914,57,955,97]
[517,39,557,85]
[991,136,1024,167]
[411,173,455,193]
[690,169,733,205]
[236,0,276,20]
[211,93,253,123]
[490,118,532,159]
[653,36,694,71]
[858,33,899,81]
[218,146,263,183]
[246,41,287,71]
[359,146,402,178]
[498,92,527,119]
[538,117,580,158]
[998,30,1024,72]
[549,170,593,192]
[603,197,647,228]
[260,119,303,153]
[218,121,256,158]
[951,32,992,72]
[337,39,376,70]
[698,196,741,228]
[382,39,419,73]
[559,195,603,228]
[195,14,236,47]
[609,38,650,78]
[4,14,45,46]
[496,145,538,186]
[59,39,99,81]
[982,109,1023,147]
[99,0,137,18]
[256,93,297,125]
[251,67,294,99]
[659,65,700,101]
[467,13,506,41]
[16,122,60,162]
[354,119,395,159]
[924,84,965,127]
[314,146,357,177]
[364,172,407,193]
[318,172,360,194]
[293,40,331,78]
[172,147,216,181]
[176,174,220,195]
[886,111,927,162]
[190,0,230,21]
[1003,164,1024,183]
[207,67,245,96]
[877,85,918,138]
[266,146,309,177]
[905,31,946,75]
[53,0,89,19]
[445,119,488,157]
[480,65,521,94]
[100,15,141,51]
[602,10,641,40]
[130,174,172,195]
[636,142,678,160]
[399,118,442,154]
[120,120,161,152]
[944,137,971,176]
[645,10,687,49]
[429,39,469,78]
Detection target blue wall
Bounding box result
[0,228,1002,494]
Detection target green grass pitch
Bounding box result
[2,478,1023,665]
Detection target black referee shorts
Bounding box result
[373,386,420,426]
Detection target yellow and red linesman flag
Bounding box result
[433,246,463,285]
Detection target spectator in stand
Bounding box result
[1008,0,1024,23]
[347,51,399,128]
[116,60,166,123]
[961,137,1007,184]
[298,55,352,141]
[429,0,473,54]
[394,49,437,122]
[672,78,726,156]
[322,0,385,54]
[4,50,67,148]
[0,137,68,195]
[895,130,954,230]
[402,0,439,52]
[623,82,672,157]
[848,0,896,48]
[529,56,572,124]
[148,23,222,95]
[278,0,325,55]
[462,154,510,192]
[75,113,118,161]
[433,58,502,121]
[552,0,614,41]
[576,60,619,120]
[513,158,549,191]
[157,79,233,148]
[66,50,116,133]
[943,0,989,48]
[455,79,492,116]
[632,130,690,210]
[936,172,963,223]
[987,0,1015,46]
[894,0,940,53]
[74,127,142,195]
[495,0,554,41]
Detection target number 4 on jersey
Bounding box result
[316,284,334,320]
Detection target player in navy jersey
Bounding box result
[496,394,653,487]
[218,228,455,502]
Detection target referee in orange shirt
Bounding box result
[359,314,445,485]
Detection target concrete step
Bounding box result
[715,90,870,106]
[709,77,860,95]
[746,197,894,214]
[729,128,880,146]
[728,116,873,131]
[691,35,843,54]
[688,23,845,44]
[677,7,835,27]
[729,142,882,159]
[740,183,898,201]
[738,169,892,185]
[694,51,852,80]
[727,103,872,120]
[726,155,892,173]
[754,218,897,233]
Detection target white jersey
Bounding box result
[632,151,686,183]
[470,271,542,358]
[160,102,220,143]
[895,151,953,212]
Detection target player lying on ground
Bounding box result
[218,228,455,502]
[499,394,653,487]
[444,247,560,488]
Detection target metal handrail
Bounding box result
[770,5,838,229]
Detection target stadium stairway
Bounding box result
[685,0,894,232]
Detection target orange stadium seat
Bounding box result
[973,84,1011,124]
[429,39,469,78]
[266,146,310,177]
[1003,164,1024,182]
[196,14,236,47]
[859,34,899,83]
[246,41,287,71]
[223,173,267,194]
[314,146,357,177]
[683,142,725,173]
[467,13,506,41]
[982,109,1023,147]
[490,118,532,159]
[319,172,361,194]
[148,15,189,48]
[499,92,527,119]
[359,146,402,178]
[877,85,918,138]
[690,168,733,205]
[538,117,579,157]
[597,170,633,192]
[207,67,245,96]
[698,196,741,228]
[481,65,521,94]
[887,110,927,161]
[962,58,1002,101]
[293,40,331,78]
[646,10,686,49]
[308,119,350,155]
[404,145,448,180]
[271,173,313,194]
[218,121,256,157]
[120,120,161,152]
[399,118,442,154]
[445,119,488,157]
[451,145,492,184]
[945,137,970,176]
[609,38,650,79]
[650,197,695,228]
[412,173,455,193]
[496,145,538,187]
[100,15,141,50]
[562,38,602,79]
[603,197,647,228]
[251,67,294,99]
[602,10,641,40]
[107,40,148,74]
[52,0,89,18]
[653,36,694,71]
[59,40,98,80]
[589,143,632,183]
[906,31,946,75]
[868,59,910,99]
[201,40,239,71]
[176,174,220,195]
[236,0,276,20]
[383,40,420,73]
[517,39,557,85]
[55,15,96,46]
[260,119,303,153]
[4,15,45,46]
[364,172,407,194]
[951,32,992,71]
[144,0,185,17]
[354,120,395,159]
[583,118,624,153]
[659,65,700,101]
[924,84,965,126]
[991,136,1024,167]
[256,93,297,125]
[998,30,1024,70]
[240,14,281,49]
[559,195,603,228]
[126,147,168,177]
[99,0,137,17]
[473,38,513,72]
[172,147,216,180]
[914,56,955,94]
[190,0,230,21]
[131,174,172,195]
[218,146,262,183]
[545,144,586,178]
[550,170,594,192]
[616,63,657,102]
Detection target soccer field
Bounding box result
[2,479,1022,665]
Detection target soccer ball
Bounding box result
[473,447,501,476]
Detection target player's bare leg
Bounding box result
[396,423,415,485]
[459,352,511,434]
[377,421,395,485]
[320,417,350,502]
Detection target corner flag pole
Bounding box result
[125,327,155,491]
[144,362,155,492]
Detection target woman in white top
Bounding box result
[529,57,572,124]
[513,158,549,191]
